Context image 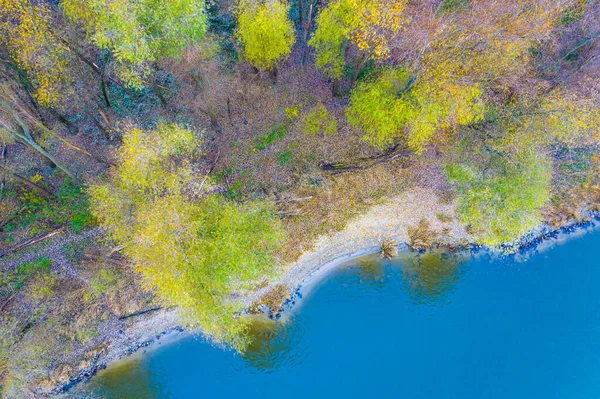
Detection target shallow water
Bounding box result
[83,230,600,398]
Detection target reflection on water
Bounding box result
[241,314,303,372]
[85,358,171,399]
[397,250,468,305]
[242,249,467,370]
[355,256,387,288]
[86,249,469,390]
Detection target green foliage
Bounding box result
[303,103,337,136]
[347,67,484,151]
[447,150,551,246]
[255,120,291,150]
[235,0,295,71]
[28,271,57,300]
[85,268,119,302]
[14,178,94,233]
[346,67,414,148]
[0,257,51,296]
[90,122,284,347]
[308,0,352,79]
[437,0,469,14]
[560,0,586,25]
[62,0,208,87]
[277,149,292,166]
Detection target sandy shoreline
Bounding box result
[58,188,600,394]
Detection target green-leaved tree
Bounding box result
[447,150,551,247]
[62,0,208,87]
[346,67,484,151]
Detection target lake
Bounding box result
[82,228,600,398]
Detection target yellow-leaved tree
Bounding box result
[0,0,73,107]
[235,0,296,72]
[90,123,284,347]
[346,67,484,151]
[308,0,407,91]
[347,0,572,152]
[61,0,208,88]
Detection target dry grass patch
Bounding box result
[408,219,439,251]
[249,284,290,317]
[279,157,415,261]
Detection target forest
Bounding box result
[0,0,599,396]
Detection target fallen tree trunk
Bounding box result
[319,145,412,174]
[0,228,63,258]
[118,307,163,320]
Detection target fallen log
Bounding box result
[0,228,64,258]
[118,307,163,320]
[319,145,412,174]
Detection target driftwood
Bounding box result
[319,145,412,174]
[0,228,63,258]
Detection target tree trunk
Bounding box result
[332,78,341,97]
[0,166,55,199]
[25,139,81,182]
[101,71,111,108]
[350,53,368,89]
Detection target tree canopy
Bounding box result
[235,0,295,71]
[447,146,551,247]
[346,67,484,151]
[0,0,73,106]
[61,0,208,87]
[90,123,284,346]
[309,0,407,80]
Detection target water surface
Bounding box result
[84,230,600,398]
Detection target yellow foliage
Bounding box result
[347,67,484,152]
[90,123,284,347]
[309,0,407,79]
[533,88,600,146]
[0,0,73,107]
[422,1,569,85]
[235,0,296,71]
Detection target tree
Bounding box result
[89,123,284,347]
[308,0,407,91]
[346,67,484,151]
[447,148,551,247]
[61,0,209,88]
[0,0,73,107]
[416,0,572,88]
[235,0,296,72]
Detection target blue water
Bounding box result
[85,230,600,398]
